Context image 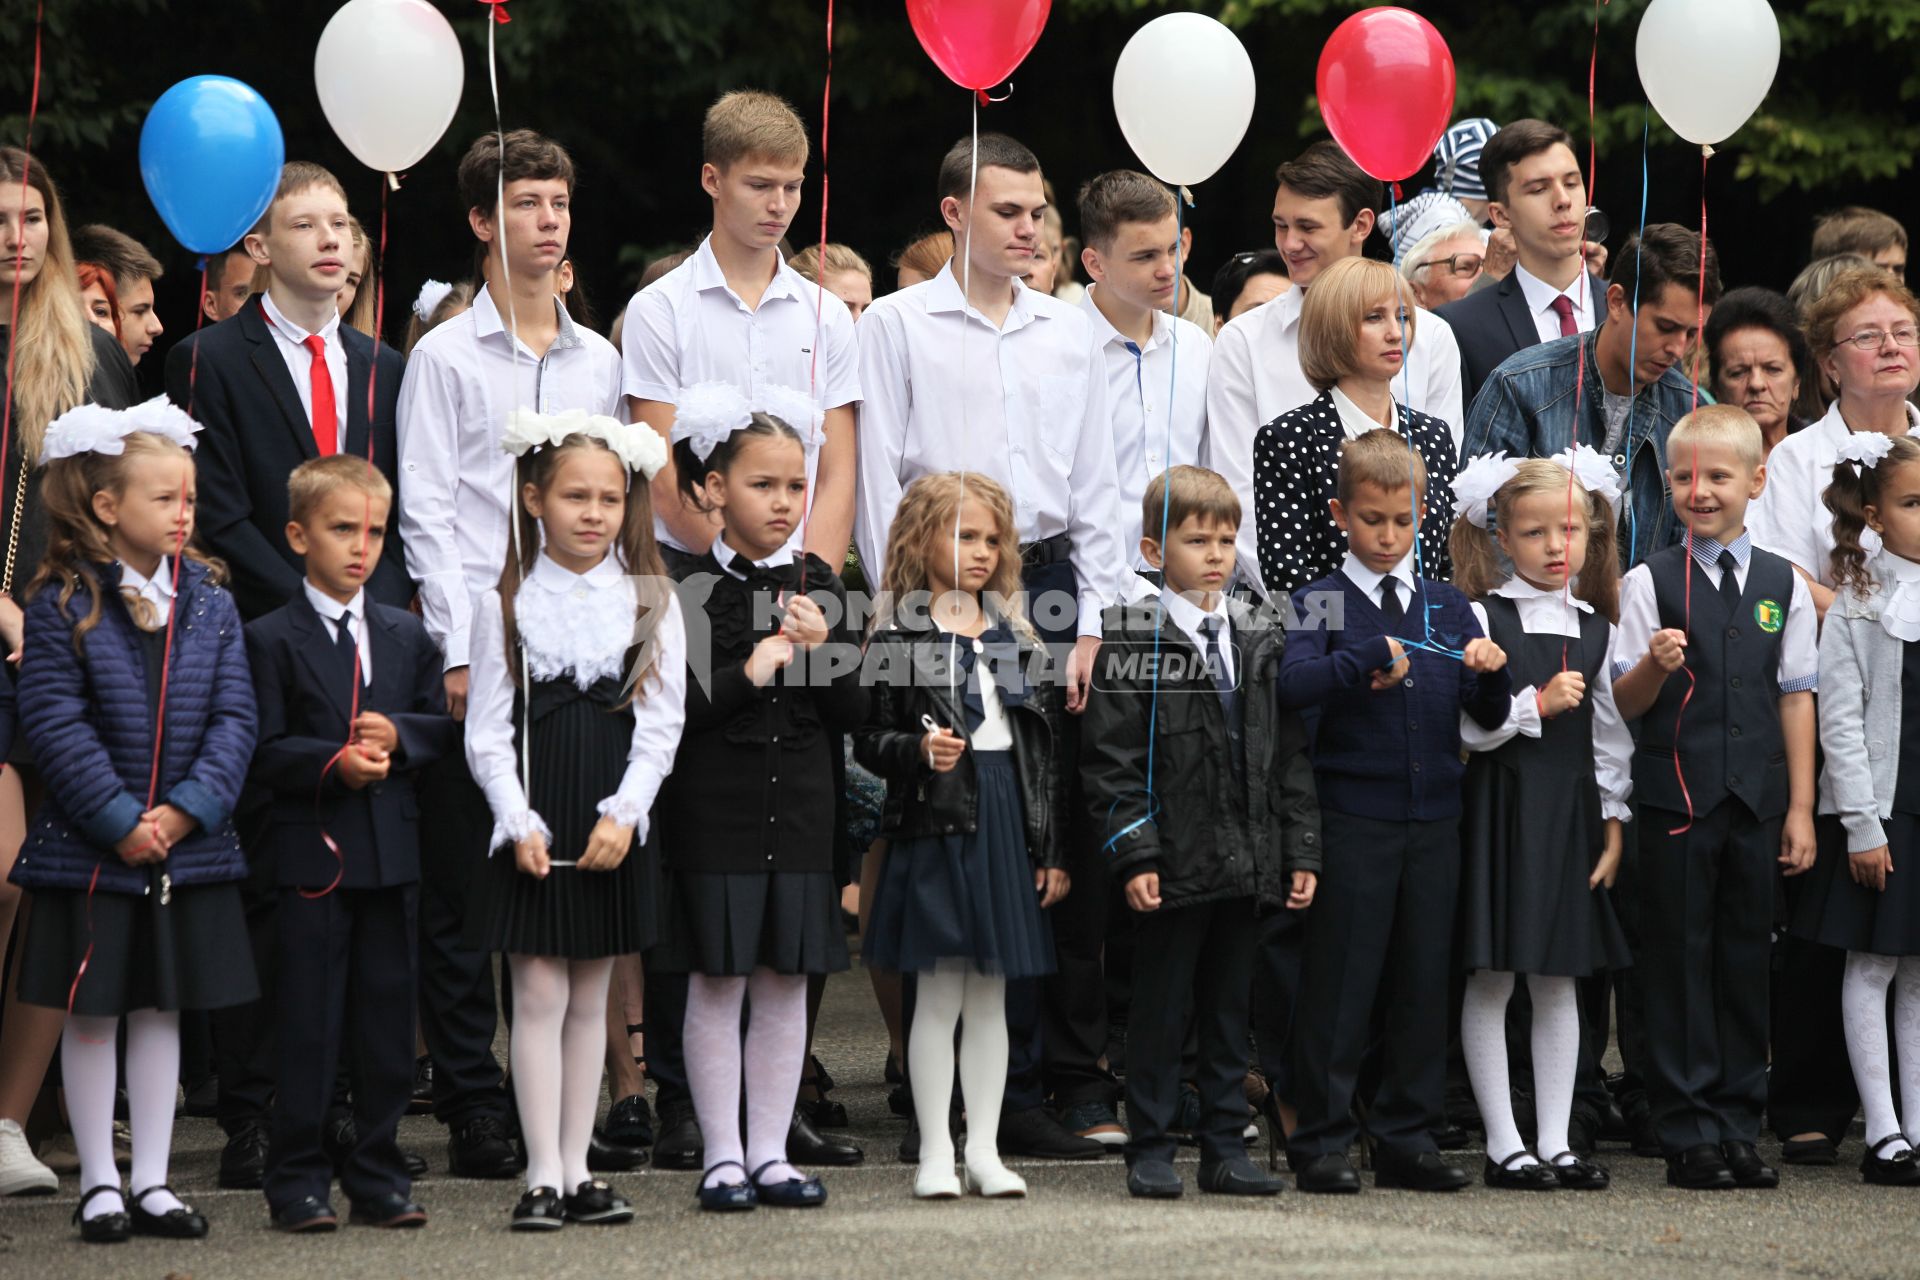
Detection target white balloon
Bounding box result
[1112,13,1256,188]
[1636,0,1780,146]
[315,0,465,174]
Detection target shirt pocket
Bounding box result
[1032,373,1084,464]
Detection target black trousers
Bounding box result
[416,736,509,1127]
[212,806,278,1136]
[266,885,417,1210]
[643,967,691,1113]
[1125,898,1257,1165]
[1289,812,1458,1161]
[1250,910,1305,1102]
[1767,931,1859,1141]
[1638,799,1777,1153]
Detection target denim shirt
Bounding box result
[1461,326,1694,569]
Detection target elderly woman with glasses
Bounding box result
[1401,219,1487,310]
[1749,265,1920,618]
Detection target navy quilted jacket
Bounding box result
[9,558,257,896]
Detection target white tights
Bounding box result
[910,959,1009,1171]
[508,955,614,1194]
[685,968,808,1189]
[1462,970,1580,1167]
[1841,951,1920,1156]
[63,1010,182,1219]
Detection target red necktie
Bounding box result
[1549,294,1578,338]
[303,334,338,456]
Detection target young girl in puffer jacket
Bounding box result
[8,400,257,1243]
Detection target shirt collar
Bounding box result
[1159,583,1229,641]
[530,550,626,591]
[1512,262,1588,320]
[1489,574,1592,613]
[1340,549,1416,599]
[1687,530,1752,573]
[472,283,583,353]
[926,259,1040,329]
[303,580,365,626]
[1329,385,1399,440]
[689,235,802,310]
[1080,285,1169,353]
[1813,398,1920,450]
[711,538,795,579]
[117,558,177,602]
[260,290,342,345]
[1269,283,1306,333]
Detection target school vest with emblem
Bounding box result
[1634,543,1792,820]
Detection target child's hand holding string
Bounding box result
[921,724,964,773]
[515,831,551,879]
[577,817,632,872]
[781,594,829,649]
[746,633,795,686]
[1648,628,1688,672]
[1371,637,1410,690]
[337,742,391,790]
[115,816,168,867]
[353,711,398,755]
[1462,638,1507,674]
[1539,670,1587,718]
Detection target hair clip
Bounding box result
[1450,452,1521,528]
[1549,445,1623,508]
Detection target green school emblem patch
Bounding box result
[1754,599,1784,634]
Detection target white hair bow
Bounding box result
[1451,452,1522,528]
[42,395,202,463]
[412,279,454,324]
[501,407,667,480]
[1835,432,1897,470]
[671,380,827,463]
[1550,446,1624,509]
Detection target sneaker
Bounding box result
[1062,1100,1128,1150]
[0,1119,57,1196]
[998,1105,1105,1160]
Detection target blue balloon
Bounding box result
[139,76,285,256]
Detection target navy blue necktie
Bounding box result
[1198,616,1237,721]
[1379,578,1405,631]
[1718,549,1742,614]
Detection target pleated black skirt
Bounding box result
[17,878,257,1016]
[463,677,656,959]
[863,752,1055,979]
[652,869,850,977]
[1794,814,1920,956]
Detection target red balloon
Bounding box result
[1316,7,1457,182]
[906,0,1052,92]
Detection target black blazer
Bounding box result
[1437,270,1606,410]
[245,591,454,889]
[165,300,409,620]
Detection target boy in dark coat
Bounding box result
[1083,466,1321,1199]
[248,456,454,1232]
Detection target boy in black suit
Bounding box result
[1082,466,1320,1200]
[250,456,455,1232]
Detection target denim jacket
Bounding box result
[1461,326,1692,569]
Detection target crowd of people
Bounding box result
[0,83,1917,1247]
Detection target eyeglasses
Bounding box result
[1839,325,1920,351]
[1413,252,1483,278]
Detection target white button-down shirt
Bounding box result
[1159,583,1235,686]
[1748,399,1920,586]
[396,286,624,670]
[1613,531,1819,693]
[258,291,348,433]
[1206,286,1464,595]
[1513,262,1596,344]
[118,559,176,627]
[1338,548,1418,616]
[1081,286,1211,570]
[1464,576,1630,819]
[711,538,795,579]
[620,235,860,554]
[857,262,1125,638]
[303,581,372,683]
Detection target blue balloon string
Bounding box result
[1623,108,1651,568]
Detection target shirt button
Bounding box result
[768,815,776,823]
[1730,677,1742,689]
[1404,678,1414,688]
[1730,725,1742,738]
[772,735,780,743]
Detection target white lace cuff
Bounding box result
[596,794,650,843]
[489,809,552,856]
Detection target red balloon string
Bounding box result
[799,0,833,559]
[0,1,44,584]
[1664,147,1712,838]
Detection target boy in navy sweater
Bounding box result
[1611,405,1817,1191]
[1278,429,1510,1194]
[249,456,455,1232]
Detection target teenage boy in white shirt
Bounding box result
[1207,141,1464,595]
[622,89,859,572]
[396,129,623,1180]
[858,130,1125,1161]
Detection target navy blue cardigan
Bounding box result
[10,558,257,895]
[1278,571,1510,822]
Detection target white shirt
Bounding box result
[1747,399,1920,585]
[1612,531,1819,693]
[1205,286,1464,594]
[1080,286,1211,569]
[933,623,1014,751]
[1513,262,1595,344]
[118,559,176,627]
[465,552,687,853]
[620,235,861,553]
[303,582,372,684]
[1329,385,1402,441]
[1338,549,1418,613]
[259,291,348,433]
[711,538,795,579]
[1160,585,1235,686]
[856,262,1126,639]
[396,287,624,670]
[1463,577,1631,819]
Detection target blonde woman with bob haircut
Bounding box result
[1250,256,1459,599]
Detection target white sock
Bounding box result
[125,1009,183,1213]
[1896,956,1920,1149]
[509,955,572,1192]
[1842,952,1908,1154]
[686,974,748,1189]
[743,968,808,1186]
[61,1015,123,1219]
[957,970,1010,1168]
[909,963,967,1171]
[558,958,613,1191]
[1463,970,1534,1167]
[1527,976,1579,1166]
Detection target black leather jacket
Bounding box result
[853,620,1067,869]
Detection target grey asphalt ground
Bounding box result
[3,971,1917,1280]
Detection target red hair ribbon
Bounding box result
[479,0,511,23]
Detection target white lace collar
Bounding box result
[514,552,636,688]
[1873,551,1920,643]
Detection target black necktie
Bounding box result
[334,612,364,687]
[1198,616,1237,719]
[1379,578,1405,631]
[1717,549,1742,614]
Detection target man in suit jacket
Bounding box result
[249,456,454,1231]
[1436,120,1605,408]
[166,160,408,623]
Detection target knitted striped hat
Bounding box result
[1433,118,1499,201]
